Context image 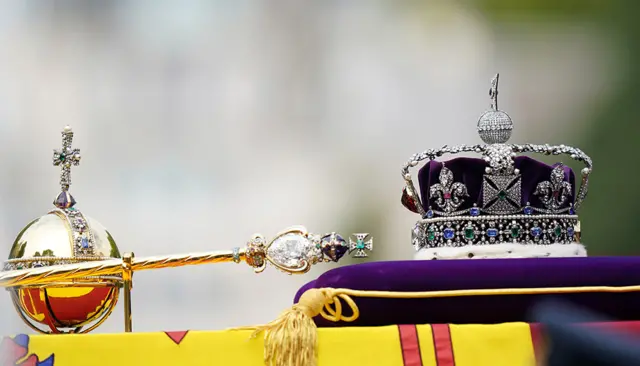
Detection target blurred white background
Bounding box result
[0,1,612,333]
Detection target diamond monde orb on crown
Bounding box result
[477,74,513,145]
[3,126,122,334]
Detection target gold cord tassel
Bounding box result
[237,288,339,366]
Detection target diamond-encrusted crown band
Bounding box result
[414,214,578,251]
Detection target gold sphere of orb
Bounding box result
[6,212,122,334]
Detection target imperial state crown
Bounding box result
[401,74,592,260]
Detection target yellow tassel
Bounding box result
[243,288,332,366]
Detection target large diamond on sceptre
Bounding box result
[260,226,318,274]
[260,226,370,274]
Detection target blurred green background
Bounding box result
[477,0,639,256]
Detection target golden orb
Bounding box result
[3,126,122,334]
[6,212,121,333]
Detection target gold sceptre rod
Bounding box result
[1,249,245,288]
[1,226,371,332]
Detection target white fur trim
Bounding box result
[414,243,587,260]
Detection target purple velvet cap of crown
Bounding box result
[417,156,576,214]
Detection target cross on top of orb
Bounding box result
[52,126,81,192]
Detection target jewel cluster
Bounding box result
[267,232,368,269]
[484,143,517,174]
[56,208,95,256]
[300,233,341,265]
[413,214,578,250]
[252,230,371,273]
[515,144,592,211]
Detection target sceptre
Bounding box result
[2,126,371,334]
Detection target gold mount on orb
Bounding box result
[1,126,372,334]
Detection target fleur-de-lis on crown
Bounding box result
[429,165,469,213]
[534,164,572,212]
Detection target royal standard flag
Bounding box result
[3,322,640,366]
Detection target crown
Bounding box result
[400,74,592,260]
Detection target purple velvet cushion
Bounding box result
[294,257,640,327]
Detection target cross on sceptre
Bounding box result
[52,126,81,208]
[349,233,373,258]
